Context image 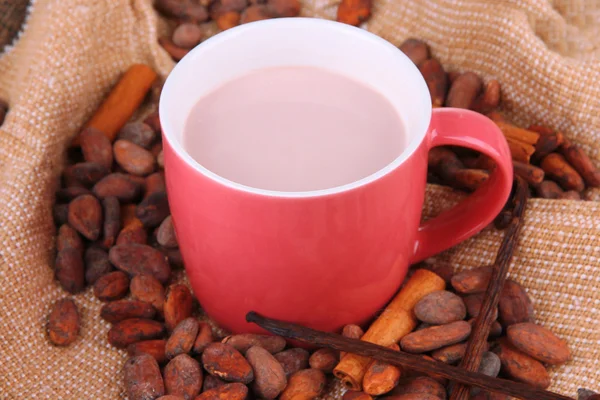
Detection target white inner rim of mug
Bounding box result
[159,17,432,198]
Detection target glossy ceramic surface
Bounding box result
[160,18,513,334]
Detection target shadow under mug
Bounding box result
[159,18,513,334]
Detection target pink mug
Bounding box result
[159,18,513,334]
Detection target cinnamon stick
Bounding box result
[73,64,157,146]
[333,269,445,390]
[495,121,540,146]
[449,175,529,400]
[246,312,572,400]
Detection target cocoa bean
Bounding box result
[156,396,184,400]
[246,345,287,399]
[54,204,69,225]
[414,290,466,324]
[583,188,600,201]
[165,248,184,269]
[446,72,482,109]
[193,322,215,354]
[68,194,102,240]
[279,368,326,400]
[124,354,165,400]
[308,348,339,373]
[451,265,492,294]
[215,11,241,31]
[69,162,109,187]
[453,168,489,191]
[493,339,550,389]
[362,344,402,396]
[506,322,570,365]
[274,348,310,378]
[201,343,254,383]
[210,0,248,17]
[160,37,190,61]
[498,279,534,327]
[108,318,166,348]
[144,110,161,134]
[114,139,156,176]
[130,274,166,312]
[430,342,468,364]
[137,190,170,228]
[470,392,511,400]
[164,284,194,331]
[127,339,167,364]
[157,0,210,22]
[102,196,120,248]
[47,298,80,346]
[157,150,164,169]
[195,382,248,400]
[471,79,500,114]
[399,38,430,66]
[535,180,564,199]
[540,153,585,191]
[118,122,156,149]
[55,248,85,294]
[57,224,84,254]
[336,0,372,26]
[560,190,582,200]
[468,318,502,338]
[513,161,545,186]
[478,351,501,377]
[164,354,203,400]
[109,244,171,283]
[93,271,130,301]
[202,375,226,391]
[427,147,464,181]
[391,376,447,399]
[464,293,498,319]
[400,321,471,353]
[145,172,166,199]
[56,186,92,202]
[80,127,113,169]
[157,216,178,248]
[172,23,203,48]
[419,59,448,107]
[93,173,142,202]
[166,318,200,359]
[117,223,148,246]
[385,394,442,400]
[343,392,373,400]
[266,0,300,17]
[341,323,364,357]
[222,333,286,354]
[84,246,113,284]
[100,300,156,323]
[240,5,272,23]
[561,141,600,187]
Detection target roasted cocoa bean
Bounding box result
[399,38,430,66]
[561,141,600,187]
[164,354,203,400]
[157,215,178,248]
[216,11,241,30]
[362,344,402,396]
[54,203,69,225]
[308,348,339,373]
[493,339,550,389]
[464,293,498,320]
[100,300,156,323]
[69,162,110,187]
[446,72,482,109]
[166,318,199,359]
[240,5,272,23]
[193,322,215,354]
[498,279,534,327]
[56,186,92,202]
[419,59,448,107]
[451,265,492,294]
[246,345,287,399]
[400,321,471,353]
[47,298,80,346]
[144,172,166,199]
[130,274,166,312]
[127,339,167,364]
[93,173,142,202]
[391,376,447,399]
[156,0,210,22]
[164,284,193,331]
[137,190,170,228]
[195,383,248,400]
[274,348,310,378]
[57,224,84,254]
[540,153,585,191]
[114,139,156,176]
[430,342,467,365]
[102,196,120,248]
[417,262,454,284]
[108,318,166,348]
[279,368,326,400]
[336,0,372,27]
[172,23,203,49]
[414,290,466,325]
[535,180,564,199]
[222,333,286,354]
[202,374,226,392]
[506,322,570,365]
[68,194,103,240]
[84,246,113,284]
[55,248,85,294]
[342,392,374,400]
[93,271,130,301]
[124,354,165,400]
[118,122,157,149]
[266,0,301,17]
[109,244,171,283]
[80,127,113,169]
[201,343,254,383]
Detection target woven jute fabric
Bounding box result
[0,0,598,398]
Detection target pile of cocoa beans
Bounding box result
[398,38,600,202]
[154,0,374,61]
[335,262,572,400]
[0,98,7,127]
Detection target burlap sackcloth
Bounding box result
[0,0,599,398]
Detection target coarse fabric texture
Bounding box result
[0,0,599,398]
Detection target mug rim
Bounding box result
[160,17,432,198]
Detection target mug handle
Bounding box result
[411,108,514,263]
